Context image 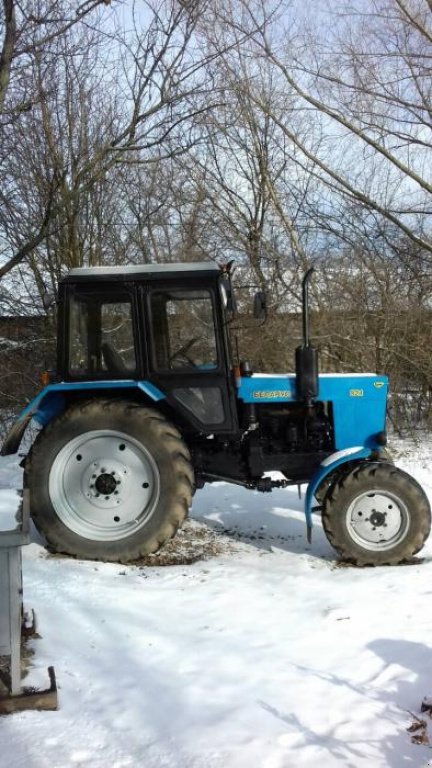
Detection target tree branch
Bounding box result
[0,0,16,113]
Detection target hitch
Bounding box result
[255,478,291,492]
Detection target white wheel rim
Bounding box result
[346,490,410,551]
[49,430,160,542]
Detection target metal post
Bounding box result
[0,488,57,713]
[8,548,22,696]
[0,548,23,696]
[0,490,29,697]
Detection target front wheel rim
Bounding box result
[346,489,410,551]
[49,430,160,542]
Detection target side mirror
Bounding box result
[253,291,267,321]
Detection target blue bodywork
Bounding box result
[1,380,165,457]
[237,373,387,449]
[238,372,388,529]
[18,379,165,427]
[8,372,387,533]
[17,379,164,427]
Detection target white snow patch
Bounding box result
[0,441,432,767]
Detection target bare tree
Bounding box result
[0,0,218,290]
[211,0,432,256]
[0,0,112,115]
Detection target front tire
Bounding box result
[322,463,431,565]
[26,400,194,562]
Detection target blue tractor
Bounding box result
[2,262,430,564]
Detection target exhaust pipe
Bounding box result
[295,267,319,403]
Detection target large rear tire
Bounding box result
[26,400,194,562]
[322,463,431,565]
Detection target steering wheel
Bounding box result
[169,337,200,367]
[102,342,129,374]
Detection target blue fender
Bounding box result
[304,446,372,537]
[1,380,165,455]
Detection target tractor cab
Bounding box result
[57,262,239,434]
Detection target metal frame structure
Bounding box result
[0,490,57,714]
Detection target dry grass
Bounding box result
[136,519,235,566]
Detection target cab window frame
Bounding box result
[65,285,140,381]
[148,286,222,375]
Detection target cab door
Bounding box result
[144,283,238,434]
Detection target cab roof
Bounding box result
[61,262,221,283]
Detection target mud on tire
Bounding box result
[26,400,194,562]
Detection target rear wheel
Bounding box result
[26,400,194,562]
[322,463,431,565]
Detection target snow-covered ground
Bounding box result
[2,440,432,767]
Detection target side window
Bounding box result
[69,294,136,376]
[69,298,89,373]
[151,290,218,371]
[100,303,136,373]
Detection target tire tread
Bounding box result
[26,399,194,563]
[322,463,431,566]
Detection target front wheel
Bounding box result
[322,463,431,565]
[26,400,194,562]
